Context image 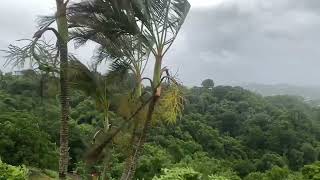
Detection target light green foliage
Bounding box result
[208,175,230,180]
[264,166,290,180]
[244,166,303,180]
[152,167,201,180]
[302,161,320,180]
[135,144,173,179]
[175,152,240,180]
[244,172,265,180]
[74,161,90,180]
[154,84,185,124]
[0,160,28,180]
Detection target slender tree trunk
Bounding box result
[101,112,111,180]
[120,73,143,180]
[120,122,139,180]
[56,0,70,179]
[121,56,162,180]
[101,147,111,180]
[121,96,158,180]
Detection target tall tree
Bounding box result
[3,0,71,178]
[68,1,190,179]
[68,1,151,178]
[55,0,70,179]
[120,0,191,178]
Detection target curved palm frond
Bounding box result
[67,0,152,78]
[67,0,142,44]
[37,15,56,29]
[69,58,100,97]
[2,39,60,75]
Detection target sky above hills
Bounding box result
[1,0,320,86]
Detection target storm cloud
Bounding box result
[2,0,320,86]
[165,0,320,86]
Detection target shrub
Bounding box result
[0,160,28,180]
[152,167,201,180]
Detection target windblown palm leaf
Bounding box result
[69,58,131,111]
[67,0,144,45]
[2,39,60,75]
[67,2,190,177]
[140,0,191,56]
[68,0,151,83]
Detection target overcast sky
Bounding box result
[1,0,320,86]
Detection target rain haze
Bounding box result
[1,0,320,86]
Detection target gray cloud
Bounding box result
[2,0,320,87]
[164,0,320,86]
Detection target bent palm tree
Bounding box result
[69,59,125,179]
[67,0,190,179]
[119,0,191,179]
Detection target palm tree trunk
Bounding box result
[120,122,139,180]
[120,56,162,180]
[101,113,111,180]
[56,0,70,179]
[101,147,111,180]
[120,73,144,180]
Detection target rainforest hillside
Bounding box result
[1,72,320,179]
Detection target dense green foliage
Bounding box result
[1,73,320,179]
[0,160,29,180]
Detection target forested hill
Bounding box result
[2,73,320,179]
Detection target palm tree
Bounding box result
[119,1,191,179]
[69,59,116,179]
[68,0,190,179]
[55,1,71,179]
[68,3,152,178]
[4,0,71,178]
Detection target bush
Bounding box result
[302,161,320,180]
[0,112,58,169]
[209,175,230,180]
[152,167,201,180]
[0,160,28,180]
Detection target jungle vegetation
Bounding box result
[1,0,320,180]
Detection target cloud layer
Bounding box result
[2,0,320,86]
[165,0,320,86]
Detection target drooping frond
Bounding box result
[69,57,131,110]
[69,58,102,99]
[1,39,60,74]
[107,59,131,79]
[67,0,143,43]
[67,0,152,78]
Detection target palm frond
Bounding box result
[108,59,130,78]
[68,0,141,39]
[141,0,191,56]
[1,39,60,73]
[69,58,101,99]
[37,15,56,29]
[68,0,152,76]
